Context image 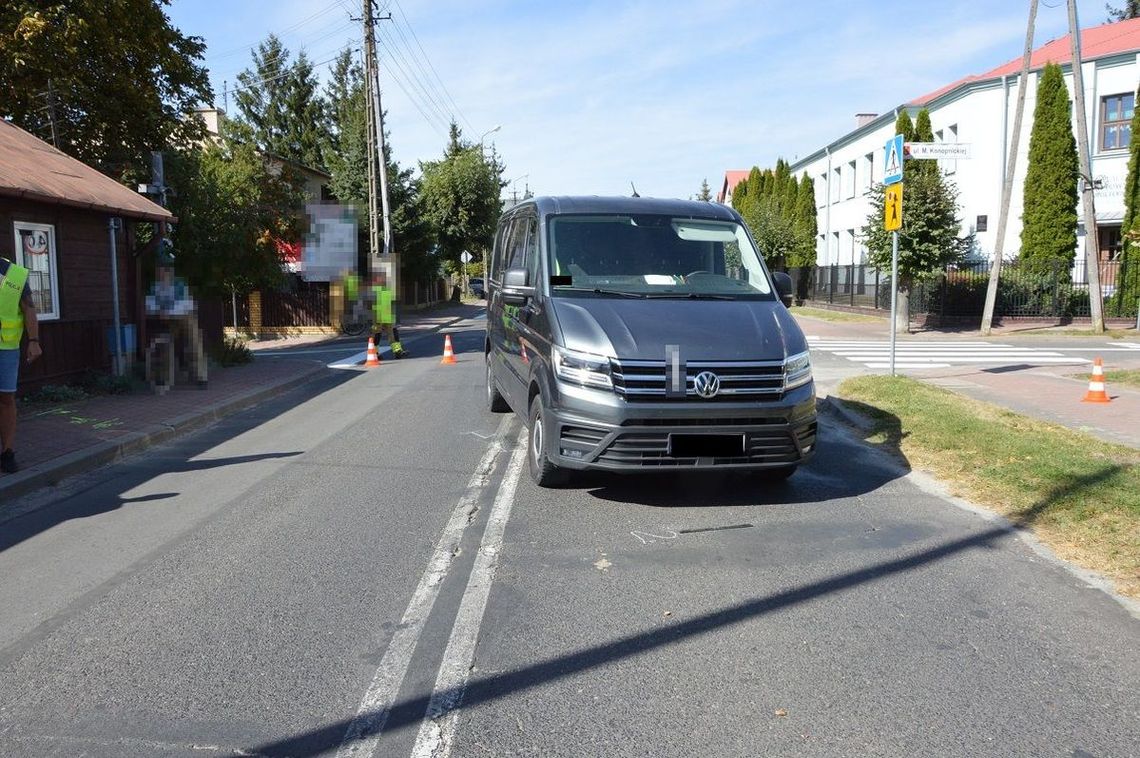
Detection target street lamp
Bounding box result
[479,125,501,152]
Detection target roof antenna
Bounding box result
[630,182,640,198]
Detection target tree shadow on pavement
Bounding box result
[0,451,304,554]
[0,369,360,555]
[246,462,1116,758]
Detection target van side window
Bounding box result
[506,217,529,273]
[523,217,540,287]
[491,218,512,282]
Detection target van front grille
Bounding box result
[610,359,785,402]
[594,429,800,467]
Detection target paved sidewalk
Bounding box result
[795,312,1140,449]
[0,302,485,503]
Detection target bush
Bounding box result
[21,384,88,404]
[211,337,253,367]
[76,369,133,396]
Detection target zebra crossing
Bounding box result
[806,336,1091,370]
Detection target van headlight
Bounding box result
[784,350,812,390]
[553,345,613,390]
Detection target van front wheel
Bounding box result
[486,353,509,413]
[529,396,568,488]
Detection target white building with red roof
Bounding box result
[788,17,1140,269]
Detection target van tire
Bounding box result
[528,395,568,488]
[486,353,509,413]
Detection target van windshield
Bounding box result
[547,214,773,299]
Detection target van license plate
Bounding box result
[669,434,746,458]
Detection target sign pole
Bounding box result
[889,230,899,377]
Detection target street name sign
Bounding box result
[883,135,904,185]
[906,142,972,160]
[885,183,903,231]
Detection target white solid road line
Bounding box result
[334,415,513,758]
[410,434,529,758]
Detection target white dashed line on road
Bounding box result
[410,433,528,758]
[334,415,513,758]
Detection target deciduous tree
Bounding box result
[420,123,505,266]
[0,0,211,175]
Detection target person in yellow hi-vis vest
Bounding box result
[371,269,406,358]
[0,256,42,474]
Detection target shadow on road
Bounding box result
[0,371,358,555]
[247,449,1118,757]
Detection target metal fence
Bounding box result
[794,260,1136,321]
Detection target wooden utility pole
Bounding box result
[981,0,1038,335]
[362,1,396,299]
[362,1,380,274]
[1068,0,1105,333]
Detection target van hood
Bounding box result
[549,297,807,362]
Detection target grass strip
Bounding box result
[1104,369,1140,390]
[790,306,884,324]
[836,375,1140,597]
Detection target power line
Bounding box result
[390,0,474,133]
[209,18,358,85]
[205,0,348,61]
[225,44,358,97]
[377,12,454,122]
[376,42,448,137]
[375,25,453,129]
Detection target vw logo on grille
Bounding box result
[693,371,721,399]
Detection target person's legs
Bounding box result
[182,314,208,383]
[0,348,19,471]
[0,393,15,452]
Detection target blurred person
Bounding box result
[371,269,405,358]
[0,255,41,473]
[145,246,208,388]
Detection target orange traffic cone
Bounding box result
[1082,357,1110,403]
[440,334,458,365]
[364,337,381,367]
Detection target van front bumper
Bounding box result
[546,381,817,472]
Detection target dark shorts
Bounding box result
[0,348,18,393]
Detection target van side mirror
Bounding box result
[502,267,532,306]
[773,271,794,308]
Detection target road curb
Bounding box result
[818,394,878,433]
[0,364,327,506]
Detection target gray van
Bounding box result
[485,196,816,487]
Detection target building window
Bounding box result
[845,160,856,199]
[831,167,841,203]
[1101,93,1134,151]
[946,124,958,175]
[12,221,60,320]
[817,173,827,207]
[1099,225,1123,262]
[862,152,874,193]
[830,231,839,264]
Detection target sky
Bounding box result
[165,0,1110,201]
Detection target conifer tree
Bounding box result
[1115,83,1140,316]
[1020,62,1079,275]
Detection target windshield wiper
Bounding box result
[555,286,647,298]
[644,292,736,300]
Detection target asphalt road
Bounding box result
[1,316,1137,757]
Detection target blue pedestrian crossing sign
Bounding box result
[883,134,904,185]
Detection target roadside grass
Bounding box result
[1105,370,1140,390]
[836,375,1140,597]
[1008,328,1137,338]
[790,306,884,324]
[1066,369,1140,390]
